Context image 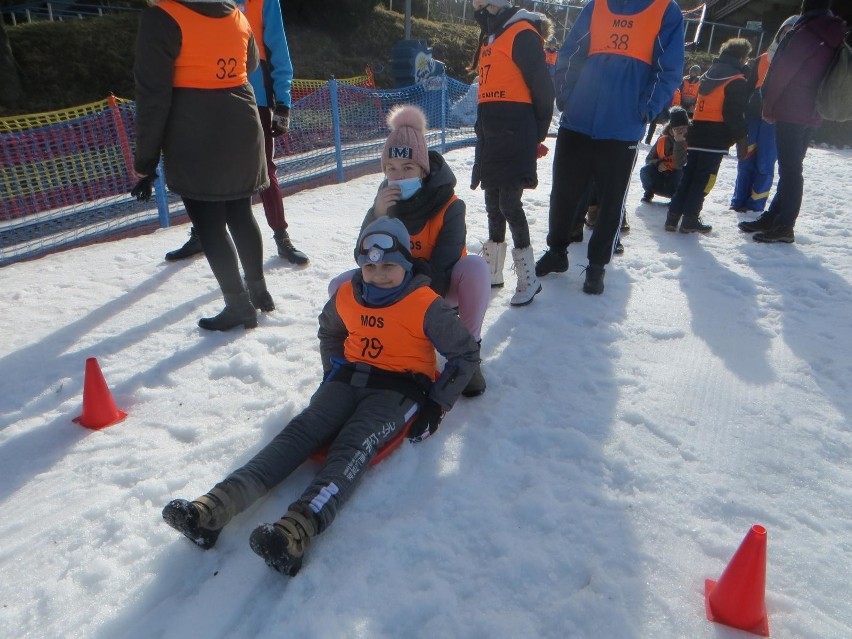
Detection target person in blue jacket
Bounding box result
[164,0,309,266]
[535,0,684,295]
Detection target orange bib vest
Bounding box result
[408,196,467,260]
[655,136,675,171]
[692,76,745,123]
[237,0,266,62]
[755,53,770,90]
[478,21,539,104]
[157,0,251,89]
[681,77,700,101]
[335,280,439,378]
[544,49,558,66]
[588,0,669,64]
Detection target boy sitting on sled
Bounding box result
[162,217,479,576]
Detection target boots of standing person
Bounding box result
[510,246,542,306]
[246,277,275,312]
[165,227,204,261]
[274,230,309,265]
[198,291,258,331]
[481,240,507,288]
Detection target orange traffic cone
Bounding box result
[705,524,769,636]
[73,357,127,430]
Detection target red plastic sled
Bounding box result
[309,414,415,467]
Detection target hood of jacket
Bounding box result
[698,54,749,96]
[487,6,552,39]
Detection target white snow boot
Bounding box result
[510,246,542,306]
[482,240,507,288]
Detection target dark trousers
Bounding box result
[257,106,288,233]
[484,186,530,249]
[765,121,814,228]
[547,128,636,265]
[222,382,418,534]
[184,197,264,297]
[640,164,683,198]
[668,150,725,219]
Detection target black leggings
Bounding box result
[183,197,264,296]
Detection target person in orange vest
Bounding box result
[730,16,799,214]
[679,64,702,115]
[131,0,272,331]
[328,105,491,397]
[535,0,685,295]
[470,0,554,307]
[665,38,752,233]
[163,0,309,265]
[161,217,479,576]
[640,106,689,202]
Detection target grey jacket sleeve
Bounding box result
[317,294,347,376]
[423,298,480,410]
[426,198,466,297]
[671,137,687,169]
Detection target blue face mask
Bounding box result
[388,177,422,200]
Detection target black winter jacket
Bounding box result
[471,8,554,190]
[687,54,749,151]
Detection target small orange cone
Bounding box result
[705,524,769,636]
[73,357,127,430]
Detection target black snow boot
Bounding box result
[162,483,239,549]
[249,505,318,577]
[534,248,569,277]
[679,216,712,234]
[165,227,204,261]
[753,226,795,244]
[738,213,776,233]
[274,231,309,265]
[664,212,681,232]
[246,278,275,312]
[582,264,606,295]
[462,341,486,398]
[569,218,585,244]
[198,291,258,331]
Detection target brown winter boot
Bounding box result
[162,484,238,549]
[584,204,599,228]
[249,505,318,577]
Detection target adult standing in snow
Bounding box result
[739,0,848,243]
[163,0,309,265]
[470,0,554,307]
[131,0,272,331]
[729,16,799,215]
[679,64,702,116]
[162,218,479,577]
[535,0,684,295]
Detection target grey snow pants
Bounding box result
[220,381,419,533]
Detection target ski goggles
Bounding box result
[358,232,412,264]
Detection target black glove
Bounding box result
[270,105,290,138]
[130,171,157,202]
[408,398,445,443]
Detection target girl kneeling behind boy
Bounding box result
[162,218,479,577]
[331,105,491,396]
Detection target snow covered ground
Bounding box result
[1,142,851,638]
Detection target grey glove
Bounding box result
[270,105,290,138]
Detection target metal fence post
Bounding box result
[154,159,170,228]
[329,78,345,183]
[440,74,447,153]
